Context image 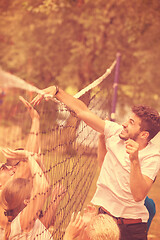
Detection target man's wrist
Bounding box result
[130,158,139,166]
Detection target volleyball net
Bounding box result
[0,58,119,239]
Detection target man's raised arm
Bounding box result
[31,86,105,134]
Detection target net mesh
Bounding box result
[0,63,115,239]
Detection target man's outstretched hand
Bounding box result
[31,86,57,106]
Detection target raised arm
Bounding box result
[20,151,50,231]
[1,149,50,231]
[40,183,66,229]
[125,139,154,201]
[19,97,51,183]
[31,86,105,134]
[19,96,40,154]
[97,133,107,168]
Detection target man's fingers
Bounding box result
[1,148,15,155]
[31,94,42,106]
[126,145,135,150]
[87,204,96,212]
[1,149,17,159]
[0,148,11,158]
[19,96,32,110]
[1,148,28,159]
[19,96,26,105]
[30,87,55,105]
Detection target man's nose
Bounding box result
[122,121,128,127]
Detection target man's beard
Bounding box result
[119,133,128,141]
[119,130,140,141]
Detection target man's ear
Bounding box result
[24,198,30,206]
[140,131,149,140]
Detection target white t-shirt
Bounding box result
[91,120,160,222]
[9,213,53,240]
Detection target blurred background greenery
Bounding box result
[0,0,160,110]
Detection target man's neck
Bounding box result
[137,140,149,150]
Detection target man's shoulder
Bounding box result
[104,120,122,138]
[148,142,160,153]
[142,142,160,158]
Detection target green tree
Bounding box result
[0,0,160,110]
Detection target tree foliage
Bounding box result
[0,0,160,111]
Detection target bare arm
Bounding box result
[126,139,153,201]
[1,149,50,231]
[19,97,50,183]
[97,134,107,168]
[21,97,67,229]
[20,152,50,231]
[19,96,40,154]
[31,86,105,134]
[40,184,66,229]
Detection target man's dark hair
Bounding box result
[132,105,160,141]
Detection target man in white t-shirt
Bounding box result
[31,86,160,240]
[92,117,159,239]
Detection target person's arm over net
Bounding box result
[31,86,105,134]
[1,148,50,232]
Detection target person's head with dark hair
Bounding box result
[132,105,160,141]
[119,105,160,143]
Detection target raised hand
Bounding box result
[19,96,39,120]
[83,204,97,225]
[40,183,66,228]
[125,139,139,161]
[0,148,30,161]
[31,86,56,106]
[51,183,66,206]
[63,212,85,240]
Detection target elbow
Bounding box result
[131,185,148,202]
[132,193,146,202]
[134,197,144,202]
